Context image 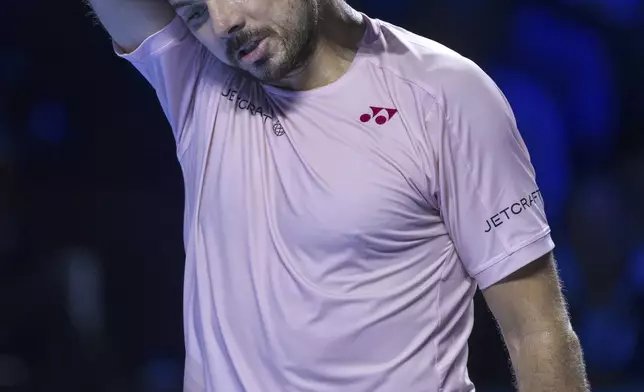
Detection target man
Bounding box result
[85,0,590,391]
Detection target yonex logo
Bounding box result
[360,106,398,125]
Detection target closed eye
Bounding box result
[187,6,208,23]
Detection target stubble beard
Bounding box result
[252,0,320,84]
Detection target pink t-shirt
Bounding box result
[119,14,554,392]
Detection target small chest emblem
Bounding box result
[360,106,398,125]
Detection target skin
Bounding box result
[169,0,366,90]
[483,253,590,391]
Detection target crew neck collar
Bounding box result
[261,13,381,98]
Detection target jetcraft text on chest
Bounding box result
[222,88,274,124]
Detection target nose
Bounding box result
[207,0,245,37]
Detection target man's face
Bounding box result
[171,0,319,83]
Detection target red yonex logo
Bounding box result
[360,106,398,125]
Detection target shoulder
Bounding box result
[361,17,501,114]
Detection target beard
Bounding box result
[227,0,320,84]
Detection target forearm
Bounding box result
[506,325,589,392]
[83,0,175,52]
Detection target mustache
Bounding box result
[226,28,273,61]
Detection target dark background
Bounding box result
[1,0,643,391]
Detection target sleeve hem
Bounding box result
[474,230,555,290]
[114,16,190,63]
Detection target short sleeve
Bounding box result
[426,57,555,290]
[115,16,222,146]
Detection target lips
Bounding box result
[238,40,260,58]
[236,37,267,64]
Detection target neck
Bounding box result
[275,0,365,91]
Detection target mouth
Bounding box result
[236,37,268,64]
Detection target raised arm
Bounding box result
[84,0,176,52]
